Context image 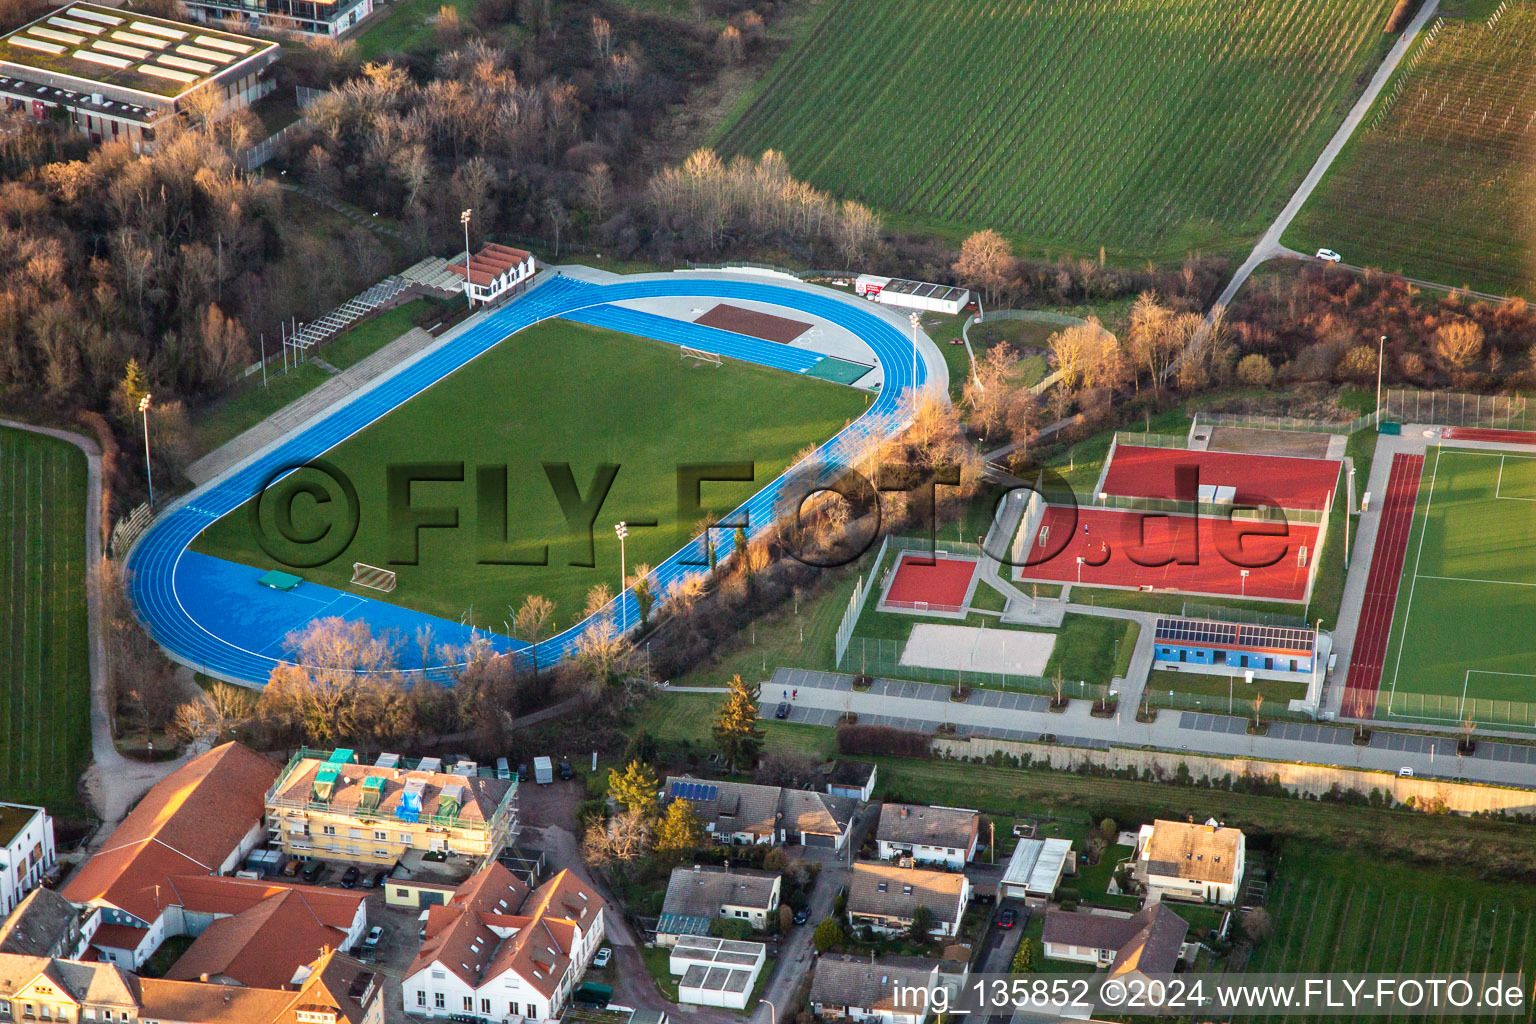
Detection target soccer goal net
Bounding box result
[681,346,723,368]
[352,562,398,593]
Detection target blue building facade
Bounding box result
[1152,617,1317,674]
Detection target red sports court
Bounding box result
[1014,443,1339,602]
[1018,505,1318,600]
[882,551,979,611]
[1100,445,1339,511]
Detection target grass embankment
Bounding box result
[0,427,90,809]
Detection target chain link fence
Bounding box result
[1383,389,1532,430]
[1384,692,1536,731]
[1193,410,1381,435]
[1140,688,1316,723]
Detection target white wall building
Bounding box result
[846,863,969,939]
[875,805,979,870]
[405,866,606,1023]
[669,935,765,1010]
[1134,820,1245,905]
[999,838,1073,903]
[0,804,55,917]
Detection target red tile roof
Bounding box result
[447,243,534,287]
[408,866,602,999]
[89,924,149,951]
[165,886,361,989]
[64,744,279,923]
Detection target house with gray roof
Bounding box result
[656,866,781,946]
[0,889,97,960]
[876,805,980,869]
[810,954,967,1024]
[664,778,855,850]
[1041,904,1190,978]
[846,863,969,938]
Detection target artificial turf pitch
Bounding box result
[1,426,90,807]
[193,319,869,630]
[1378,447,1536,726]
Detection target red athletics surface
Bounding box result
[1341,453,1424,720]
[1103,445,1340,511]
[884,553,978,607]
[1442,426,1536,446]
[1016,506,1319,601]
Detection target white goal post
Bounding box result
[352,562,398,593]
[681,346,723,367]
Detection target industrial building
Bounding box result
[0,3,279,150]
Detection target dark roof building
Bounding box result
[1041,905,1189,977]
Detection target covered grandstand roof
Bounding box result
[447,242,533,287]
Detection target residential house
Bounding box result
[810,955,967,1024]
[656,867,780,945]
[846,863,969,939]
[63,743,278,969]
[266,750,518,868]
[0,890,98,960]
[0,948,383,1024]
[1133,820,1245,905]
[668,935,766,1010]
[876,805,980,869]
[0,804,55,916]
[403,864,605,1023]
[1041,905,1190,978]
[663,778,854,850]
[825,762,877,803]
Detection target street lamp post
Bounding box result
[1240,568,1250,598]
[461,209,474,309]
[1376,334,1386,418]
[614,521,628,633]
[139,393,155,509]
[1076,555,1085,584]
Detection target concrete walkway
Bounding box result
[1210,0,1441,311]
[764,667,1536,788]
[186,326,436,484]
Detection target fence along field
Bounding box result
[1288,2,1536,296]
[0,427,90,808]
[713,0,1391,262]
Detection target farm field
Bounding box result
[1377,447,1536,730]
[193,319,867,630]
[1251,848,1536,1020]
[714,0,1393,262]
[0,427,91,808]
[1287,2,1536,296]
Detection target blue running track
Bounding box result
[127,275,929,684]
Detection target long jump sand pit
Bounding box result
[901,623,1056,676]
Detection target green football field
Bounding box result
[1,427,90,807]
[193,319,869,631]
[713,0,1391,262]
[1380,447,1536,727]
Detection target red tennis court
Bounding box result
[1016,506,1319,601]
[1103,445,1340,512]
[1442,426,1536,446]
[883,552,979,609]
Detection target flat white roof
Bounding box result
[1001,837,1072,893]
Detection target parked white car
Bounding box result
[1315,248,1343,263]
[592,947,612,968]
